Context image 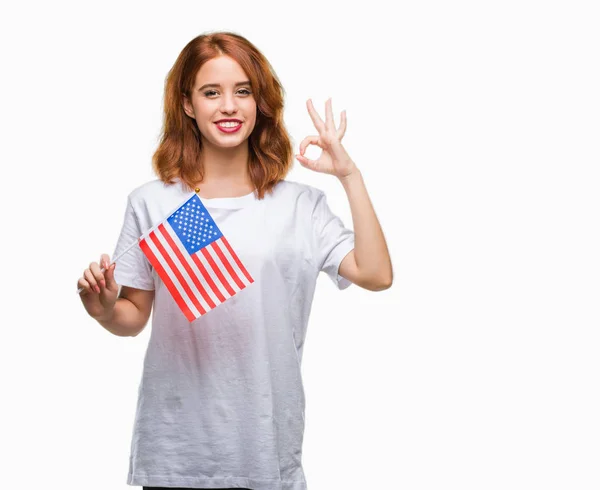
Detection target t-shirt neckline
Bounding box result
[199,189,257,209]
[175,179,258,209]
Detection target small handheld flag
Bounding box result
[139,190,254,321]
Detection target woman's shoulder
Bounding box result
[127,178,182,204]
[271,179,325,204]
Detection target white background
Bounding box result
[1,1,598,489]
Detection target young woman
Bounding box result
[77,31,392,490]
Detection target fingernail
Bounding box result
[100,280,106,288]
[95,285,100,293]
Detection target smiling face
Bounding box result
[182,55,257,149]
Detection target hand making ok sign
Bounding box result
[296,98,358,179]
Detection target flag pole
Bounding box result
[76,238,140,294]
[76,188,201,295]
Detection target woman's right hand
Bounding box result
[78,254,119,321]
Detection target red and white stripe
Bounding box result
[139,222,254,321]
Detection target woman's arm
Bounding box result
[96,287,155,337]
[337,167,393,291]
[296,98,393,291]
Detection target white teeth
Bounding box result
[217,121,241,128]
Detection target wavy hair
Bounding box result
[152,31,293,199]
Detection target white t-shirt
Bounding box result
[112,178,355,490]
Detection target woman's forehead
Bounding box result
[195,56,249,85]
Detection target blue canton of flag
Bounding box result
[168,197,223,253]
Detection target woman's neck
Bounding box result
[194,140,255,198]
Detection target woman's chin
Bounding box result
[202,133,248,149]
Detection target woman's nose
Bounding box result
[220,93,238,114]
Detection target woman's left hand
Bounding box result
[296,98,358,179]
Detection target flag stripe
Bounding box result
[205,241,242,294]
[158,224,216,310]
[216,237,253,287]
[144,232,201,319]
[221,236,254,284]
[154,225,212,313]
[190,253,228,303]
[211,240,245,290]
[149,230,206,318]
[146,230,206,319]
[201,247,236,296]
[139,237,196,322]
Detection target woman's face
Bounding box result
[183,55,257,149]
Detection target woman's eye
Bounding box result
[203,89,251,97]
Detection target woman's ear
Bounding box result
[182,96,195,119]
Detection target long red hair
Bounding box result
[152,31,293,199]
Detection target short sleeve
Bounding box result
[111,196,155,291]
[311,191,355,290]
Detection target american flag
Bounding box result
[138,193,254,321]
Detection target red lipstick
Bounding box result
[214,120,242,133]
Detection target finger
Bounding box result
[89,262,106,290]
[337,110,347,140]
[84,269,100,293]
[306,99,325,133]
[299,135,320,155]
[325,97,334,130]
[77,277,92,295]
[99,254,111,289]
[100,253,111,270]
[104,263,117,289]
[295,153,320,173]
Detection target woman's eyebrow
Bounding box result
[199,81,251,90]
